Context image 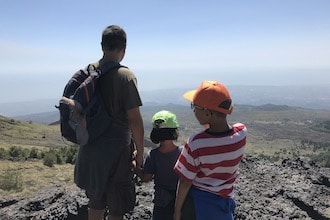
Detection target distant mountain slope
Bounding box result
[230,85,330,110]
[0,115,66,148]
[141,84,330,110]
[0,115,157,149]
[1,85,330,117]
[15,111,60,125]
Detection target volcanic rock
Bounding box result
[0,156,329,220]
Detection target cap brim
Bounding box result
[183,90,196,102]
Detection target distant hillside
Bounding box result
[0,115,66,149]
[255,104,292,111]
[0,115,157,150]
[141,84,330,110]
[1,84,330,117]
[0,103,329,165]
[15,111,60,125]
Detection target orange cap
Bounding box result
[183,81,233,114]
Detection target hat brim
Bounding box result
[183,90,196,102]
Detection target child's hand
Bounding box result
[132,150,137,160]
[132,159,144,180]
[132,159,137,169]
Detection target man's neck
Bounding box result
[101,48,124,63]
[101,55,120,63]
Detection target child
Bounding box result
[173,81,247,220]
[134,110,183,220]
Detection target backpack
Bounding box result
[56,62,123,146]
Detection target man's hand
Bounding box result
[127,107,144,168]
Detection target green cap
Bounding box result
[152,110,179,129]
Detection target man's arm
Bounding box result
[174,177,192,220]
[127,106,144,167]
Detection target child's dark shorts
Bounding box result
[87,144,136,216]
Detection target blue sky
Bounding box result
[1,0,330,103]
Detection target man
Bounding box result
[74,25,144,220]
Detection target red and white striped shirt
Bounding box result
[174,123,247,198]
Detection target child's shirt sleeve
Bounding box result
[143,150,155,174]
[174,140,199,182]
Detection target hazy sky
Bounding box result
[1,0,330,103]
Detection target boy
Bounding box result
[134,110,183,220]
[173,81,247,220]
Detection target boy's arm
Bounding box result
[174,177,192,220]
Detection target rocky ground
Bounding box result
[0,156,329,220]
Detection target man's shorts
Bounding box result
[87,143,136,216]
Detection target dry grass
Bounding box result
[0,115,68,149]
[0,160,74,197]
[0,116,74,197]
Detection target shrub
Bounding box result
[22,148,30,159]
[55,152,65,165]
[0,170,23,191]
[43,150,57,167]
[29,147,39,159]
[40,151,46,159]
[8,146,30,160]
[9,146,24,158]
[64,146,78,164]
[0,147,8,159]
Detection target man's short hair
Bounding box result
[101,25,127,51]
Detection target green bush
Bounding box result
[43,150,57,167]
[8,146,30,160]
[40,151,46,159]
[0,170,23,191]
[64,146,78,164]
[0,147,8,159]
[0,145,78,167]
[55,152,65,165]
[22,148,30,159]
[9,146,24,158]
[29,147,39,159]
